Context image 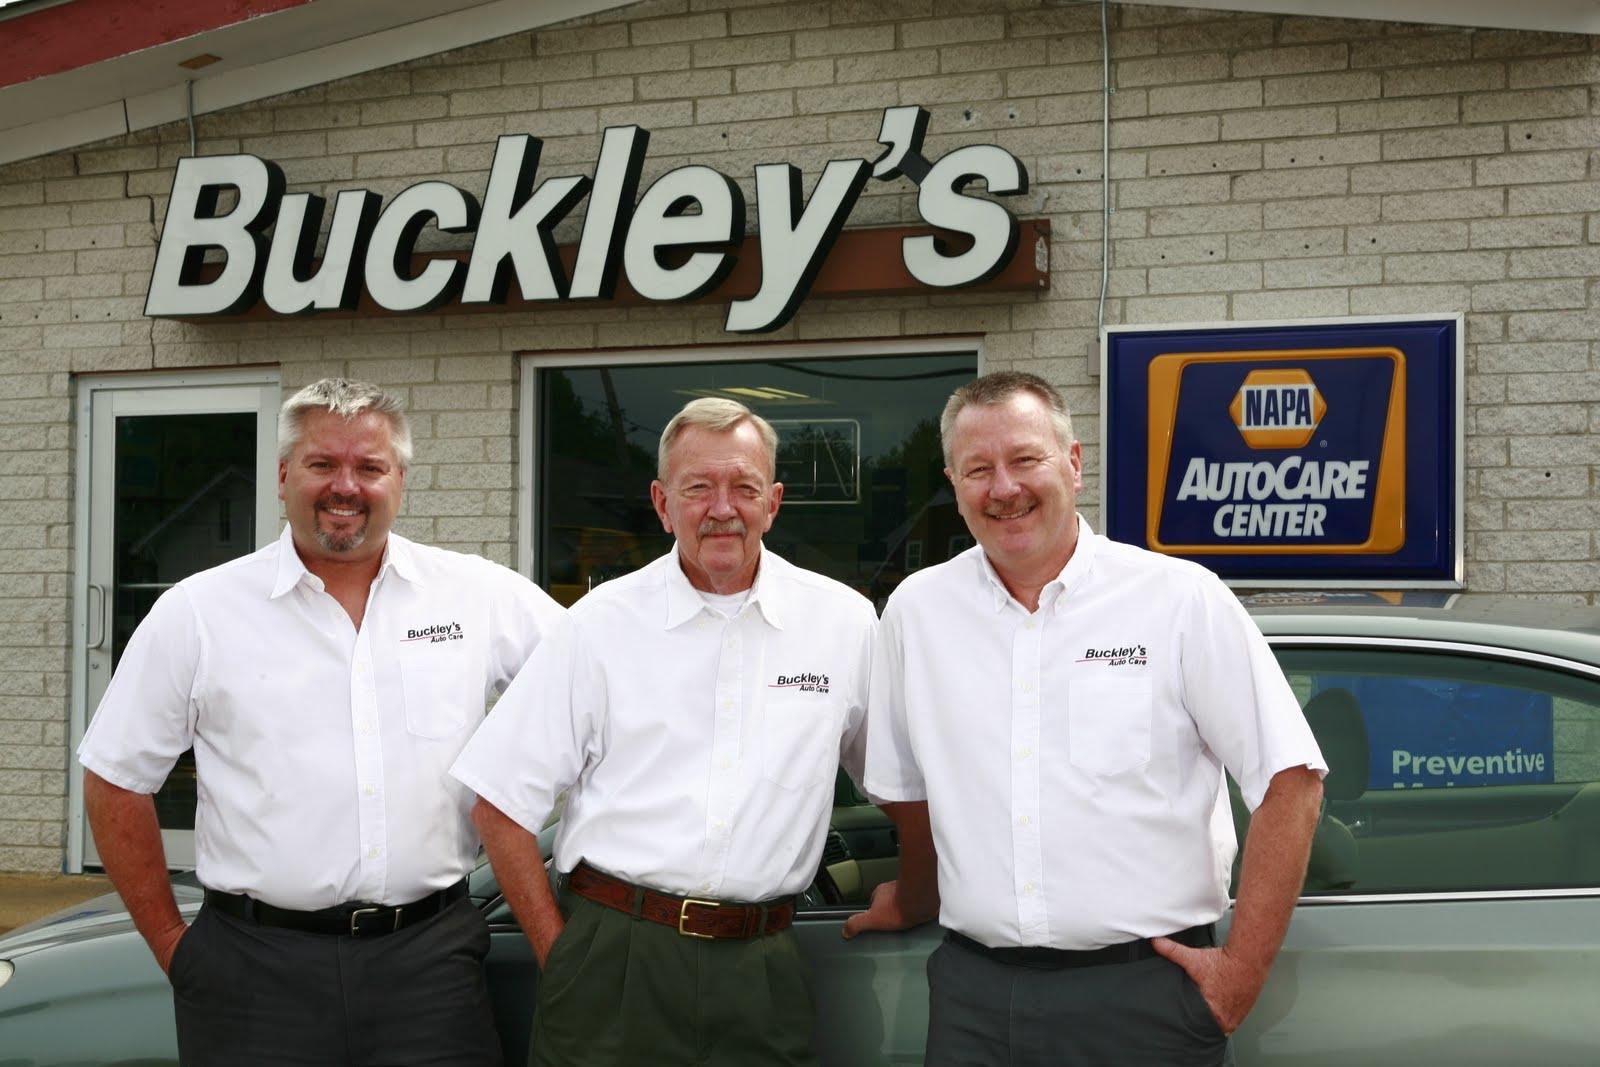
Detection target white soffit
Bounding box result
[0,0,631,166]
[1130,0,1600,34]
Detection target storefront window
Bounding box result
[535,349,977,609]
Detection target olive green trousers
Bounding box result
[529,890,819,1067]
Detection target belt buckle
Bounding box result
[348,905,399,937]
[678,898,720,939]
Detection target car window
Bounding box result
[801,769,899,911]
[1241,645,1600,897]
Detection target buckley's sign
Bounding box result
[143,106,1032,333]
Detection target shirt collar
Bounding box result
[974,513,1099,614]
[382,531,425,587]
[270,525,308,599]
[268,525,422,599]
[662,544,784,631]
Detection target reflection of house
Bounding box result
[127,466,256,579]
[870,486,969,597]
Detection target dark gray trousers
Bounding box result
[170,896,502,1067]
[925,932,1232,1067]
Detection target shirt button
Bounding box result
[719,758,732,770]
[722,701,734,711]
[712,819,725,830]
[1018,815,1031,827]
[1017,746,1032,760]
[360,723,374,735]
[1021,682,1034,694]
[1024,619,1036,630]
[363,784,376,797]
[701,882,713,892]
[1022,882,1035,895]
[367,847,380,859]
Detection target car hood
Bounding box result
[0,885,203,959]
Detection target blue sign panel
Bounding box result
[1317,677,1555,789]
[1103,317,1461,585]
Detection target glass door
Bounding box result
[71,373,279,871]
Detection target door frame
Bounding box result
[68,368,281,872]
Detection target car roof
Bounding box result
[1243,595,1600,671]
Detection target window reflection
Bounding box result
[538,353,976,609]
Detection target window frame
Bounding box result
[515,338,985,581]
[1267,634,1600,907]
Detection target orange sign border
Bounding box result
[1145,347,1406,555]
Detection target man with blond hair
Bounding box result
[453,397,877,1067]
[850,371,1325,1066]
[81,378,565,1066]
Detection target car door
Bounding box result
[1229,637,1600,1065]
[794,637,1600,1066]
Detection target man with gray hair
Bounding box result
[849,370,1325,1065]
[81,378,565,1066]
[452,396,877,1066]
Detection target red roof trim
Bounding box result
[0,0,311,89]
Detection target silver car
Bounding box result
[4,599,1599,1063]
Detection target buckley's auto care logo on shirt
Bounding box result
[769,672,830,694]
[1146,348,1407,555]
[403,621,464,644]
[1078,645,1148,667]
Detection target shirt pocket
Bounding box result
[399,639,479,739]
[762,691,842,791]
[1066,676,1154,776]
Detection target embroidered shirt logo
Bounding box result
[403,621,464,644]
[1077,645,1148,667]
[770,672,830,694]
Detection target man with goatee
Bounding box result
[81,378,564,1066]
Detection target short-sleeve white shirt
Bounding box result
[78,526,565,910]
[865,518,1325,950]
[450,546,876,903]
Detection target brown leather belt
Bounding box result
[565,862,795,940]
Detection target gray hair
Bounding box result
[278,378,414,470]
[940,370,1075,469]
[657,397,779,481]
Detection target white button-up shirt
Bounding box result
[451,546,876,902]
[79,526,565,910]
[865,519,1325,950]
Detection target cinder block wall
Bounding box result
[1,0,1597,869]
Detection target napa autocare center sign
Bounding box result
[1102,316,1462,587]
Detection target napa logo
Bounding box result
[1229,368,1325,449]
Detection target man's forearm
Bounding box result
[83,770,187,972]
[1226,765,1323,971]
[884,800,939,921]
[471,797,564,966]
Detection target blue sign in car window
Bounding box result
[1318,677,1554,789]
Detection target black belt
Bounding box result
[946,923,1214,969]
[203,880,469,938]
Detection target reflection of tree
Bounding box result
[543,372,654,476]
[870,417,944,507]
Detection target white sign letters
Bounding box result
[144,106,1029,332]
